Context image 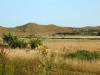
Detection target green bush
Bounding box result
[62,50,100,60]
[11,40,27,49]
[30,38,42,49]
[2,33,27,49]
[75,50,92,60]
[91,51,100,59]
[2,33,18,47]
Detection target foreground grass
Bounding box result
[0,57,99,75]
[0,49,100,75]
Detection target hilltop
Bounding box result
[16,23,74,34]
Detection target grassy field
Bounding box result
[44,38,100,51]
[0,36,100,75]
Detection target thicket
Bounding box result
[62,50,100,60]
[30,38,42,49]
[2,33,43,49]
[54,30,99,36]
[28,34,43,49]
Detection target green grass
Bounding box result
[62,50,100,60]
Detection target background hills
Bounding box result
[0,23,100,36]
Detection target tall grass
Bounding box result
[0,47,100,75]
[1,57,99,75]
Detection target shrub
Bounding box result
[11,40,27,49]
[30,38,42,49]
[75,50,92,60]
[2,33,18,47]
[62,50,100,60]
[2,33,27,49]
[91,51,100,60]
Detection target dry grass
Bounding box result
[43,36,100,39]
[7,49,40,59]
[44,40,100,52]
[1,38,100,75]
[63,59,100,74]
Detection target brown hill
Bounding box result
[16,23,73,34]
[0,23,100,35]
[0,26,22,35]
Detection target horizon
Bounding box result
[0,22,99,28]
[0,0,100,27]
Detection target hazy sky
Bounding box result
[0,0,100,27]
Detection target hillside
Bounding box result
[0,26,22,34]
[16,23,73,34]
[0,23,100,35]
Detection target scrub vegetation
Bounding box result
[0,33,100,75]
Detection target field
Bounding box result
[0,36,100,75]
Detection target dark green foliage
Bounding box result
[91,51,100,59]
[30,38,42,49]
[2,33,27,49]
[2,33,43,49]
[75,50,92,60]
[2,33,18,47]
[11,40,27,49]
[62,50,100,60]
[66,53,76,59]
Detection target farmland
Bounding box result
[0,35,100,75]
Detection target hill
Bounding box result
[0,26,22,34]
[0,23,100,35]
[16,23,73,34]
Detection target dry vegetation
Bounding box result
[0,36,100,75]
[44,38,100,51]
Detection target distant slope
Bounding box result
[16,23,73,34]
[0,23,100,35]
[0,26,22,34]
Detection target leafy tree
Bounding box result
[2,33,18,47]
[2,33,27,49]
[30,38,42,49]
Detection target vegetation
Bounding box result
[1,45,100,75]
[54,31,99,36]
[62,50,100,60]
[28,34,43,49]
[2,33,27,49]
[1,33,100,75]
[2,33,43,49]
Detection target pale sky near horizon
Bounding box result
[0,0,100,27]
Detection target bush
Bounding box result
[2,33,27,49]
[30,38,42,49]
[2,33,18,47]
[62,50,100,60]
[75,50,92,60]
[11,40,27,49]
[91,51,100,59]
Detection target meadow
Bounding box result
[0,36,100,75]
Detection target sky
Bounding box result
[0,0,100,27]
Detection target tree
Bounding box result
[2,33,27,48]
[2,33,18,47]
